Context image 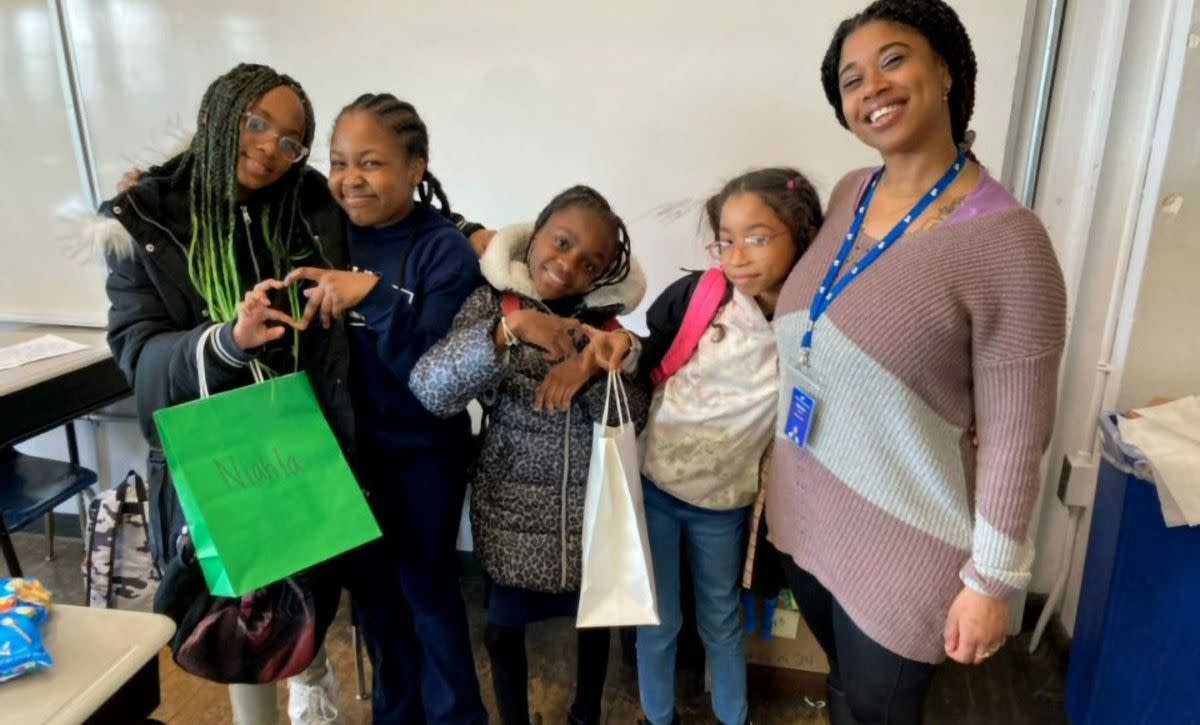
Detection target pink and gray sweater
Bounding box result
[765,168,1067,663]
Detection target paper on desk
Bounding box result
[0,335,90,371]
[1118,395,1200,527]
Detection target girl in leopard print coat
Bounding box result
[410,186,648,725]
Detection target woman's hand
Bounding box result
[231,279,300,350]
[943,586,1009,665]
[285,267,381,329]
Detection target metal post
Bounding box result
[48,0,101,208]
[1021,0,1069,207]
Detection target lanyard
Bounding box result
[800,150,967,365]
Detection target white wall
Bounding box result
[4,0,1030,331]
[0,1,104,325]
[1116,23,1200,410]
[11,0,1029,514]
[1027,0,1141,600]
[1027,0,1194,632]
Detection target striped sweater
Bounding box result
[765,168,1067,663]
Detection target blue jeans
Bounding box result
[636,479,751,725]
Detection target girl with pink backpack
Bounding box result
[587,168,822,725]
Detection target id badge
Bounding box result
[778,363,821,450]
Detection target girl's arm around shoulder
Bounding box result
[410,284,511,418]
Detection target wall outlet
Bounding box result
[1057,454,1099,508]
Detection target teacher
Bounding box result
[765,1,1067,723]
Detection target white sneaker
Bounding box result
[287,659,341,724]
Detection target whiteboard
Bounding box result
[0,1,103,325]
[6,0,1030,328]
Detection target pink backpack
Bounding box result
[649,268,728,386]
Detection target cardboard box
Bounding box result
[745,604,829,675]
[705,594,831,700]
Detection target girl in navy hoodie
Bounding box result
[286,93,487,725]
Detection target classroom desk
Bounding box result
[0,604,175,724]
[0,323,129,575]
[0,324,129,451]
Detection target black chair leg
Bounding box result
[65,421,80,467]
[45,511,55,561]
[0,518,22,577]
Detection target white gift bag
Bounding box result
[577,371,660,628]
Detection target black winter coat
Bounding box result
[97,157,353,566]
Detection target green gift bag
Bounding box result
[153,326,380,597]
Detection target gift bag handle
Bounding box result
[195,324,265,400]
[600,370,633,430]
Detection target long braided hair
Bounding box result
[172,63,316,327]
[333,93,453,216]
[531,185,633,291]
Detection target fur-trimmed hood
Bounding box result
[89,172,187,263]
[89,139,195,262]
[89,214,137,261]
[478,222,647,315]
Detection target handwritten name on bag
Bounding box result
[212,448,305,490]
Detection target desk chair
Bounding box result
[0,422,98,576]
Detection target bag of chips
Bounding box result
[0,578,53,683]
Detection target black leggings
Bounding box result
[780,554,937,725]
[484,622,611,725]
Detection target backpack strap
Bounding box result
[125,471,163,579]
[82,495,102,601]
[82,480,128,608]
[500,291,522,317]
[104,479,131,607]
[118,471,148,515]
[650,268,728,386]
[127,470,149,503]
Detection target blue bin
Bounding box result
[1066,414,1200,724]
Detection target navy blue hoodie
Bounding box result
[347,204,482,451]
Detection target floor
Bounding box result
[10,532,1068,724]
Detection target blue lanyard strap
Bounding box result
[800,150,967,364]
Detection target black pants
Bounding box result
[484,623,611,725]
[350,446,487,724]
[780,554,936,725]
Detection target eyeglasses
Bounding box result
[242,112,308,164]
[705,232,784,261]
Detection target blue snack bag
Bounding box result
[0,578,54,683]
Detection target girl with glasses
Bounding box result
[585,168,823,725]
